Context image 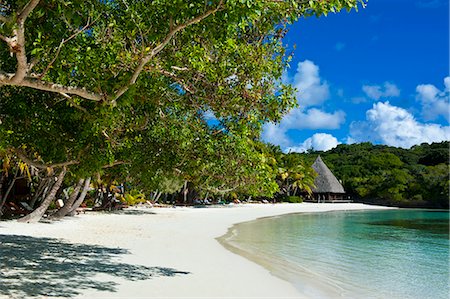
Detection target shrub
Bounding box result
[283,196,303,203]
[124,190,146,205]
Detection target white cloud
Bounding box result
[416,76,450,121]
[286,133,340,153]
[345,136,357,144]
[262,60,345,150]
[261,122,290,147]
[261,109,345,147]
[291,60,330,107]
[282,108,345,130]
[351,96,367,104]
[362,82,400,100]
[349,101,450,148]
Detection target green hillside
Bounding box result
[297,142,449,208]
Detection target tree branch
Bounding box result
[113,0,222,101]
[23,78,102,101]
[102,161,128,169]
[1,0,221,103]
[157,68,195,94]
[14,149,79,170]
[0,71,103,101]
[11,77,103,101]
[1,9,103,103]
[171,66,190,71]
[0,15,10,24]
[0,34,9,43]
[8,0,40,84]
[60,93,89,113]
[14,148,128,172]
[38,15,101,79]
[17,0,40,23]
[0,71,14,82]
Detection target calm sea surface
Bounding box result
[221,209,449,299]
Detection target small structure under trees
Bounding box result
[310,156,348,203]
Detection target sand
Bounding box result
[0,203,393,299]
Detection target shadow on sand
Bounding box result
[0,234,189,297]
[109,209,156,216]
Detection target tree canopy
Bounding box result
[1,0,363,107]
[0,0,366,221]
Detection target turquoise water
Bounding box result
[223,209,449,299]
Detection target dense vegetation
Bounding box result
[298,142,449,208]
[0,0,366,222]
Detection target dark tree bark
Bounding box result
[18,168,67,223]
[0,168,19,216]
[29,177,50,208]
[68,177,91,216]
[183,181,188,203]
[0,173,5,216]
[49,178,84,220]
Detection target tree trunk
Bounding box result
[104,184,112,210]
[286,180,292,196]
[0,173,5,216]
[49,178,84,220]
[34,177,55,208]
[18,168,67,223]
[68,177,91,216]
[183,180,188,203]
[0,168,19,214]
[29,178,49,208]
[155,191,162,203]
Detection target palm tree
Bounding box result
[276,153,316,197]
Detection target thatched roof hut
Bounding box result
[311,156,346,201]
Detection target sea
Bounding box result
[219,209,449,299]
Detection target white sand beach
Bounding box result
[0,203,393,299]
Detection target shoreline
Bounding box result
[217,208,398,299]
[0,203,394,298]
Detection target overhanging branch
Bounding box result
[4,77,104,101]
[9,0,41,84]
[14,149,79,170]
[0,71,103,101]
[112,0,222,101]
[17,0,40,23]
[14,149,128,170]
[0,0,222,103]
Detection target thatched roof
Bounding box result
[312,156,345,194]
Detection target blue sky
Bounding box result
[261,0,449,152]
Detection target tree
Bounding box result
[49,178,84,220]
[0,1,365,106]
[301,142,449,208]
[1,0,367,219]
[18,166,66,223]
[272,151,316,198]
